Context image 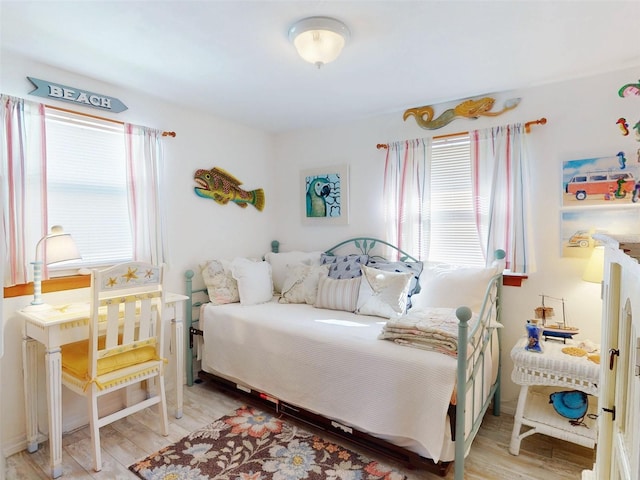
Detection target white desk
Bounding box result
[19,292,188,479]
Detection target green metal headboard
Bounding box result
[324,237,418,262]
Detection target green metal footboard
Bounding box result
[454,249,505,480]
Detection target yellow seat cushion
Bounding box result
[62,337,157,379]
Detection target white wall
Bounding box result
[2,49,639,458]
[271,65,640,408]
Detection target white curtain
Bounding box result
[124,124,167,265]
[1,94,48,286]
[471,123,535,273]
[383,138,431,260]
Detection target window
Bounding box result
[428,135,484,267]
[3,96,165,295]
[384,124,532,278]
[45,109,133,274]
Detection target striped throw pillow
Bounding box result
[314,275,361,312]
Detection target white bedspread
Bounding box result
[201,299,463,462]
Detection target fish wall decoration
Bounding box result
[194,167,265,211]
[403,96,521,130]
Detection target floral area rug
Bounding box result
[129,405,407,480]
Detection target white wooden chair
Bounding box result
[61,261,169,471]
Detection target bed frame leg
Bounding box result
[493,381,501,416]
[454,456,464,480]
[185,270,195,387]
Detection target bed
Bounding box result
[185,238,505,479]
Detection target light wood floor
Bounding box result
[6,381,595,479]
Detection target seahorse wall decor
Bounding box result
[194,167,265,211]
[403,96,521,130]
[617,118,630,136]
[618,80,640,98]
[617,80,640,142]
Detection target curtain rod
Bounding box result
[376,117,547,149]
[45,104,176,137]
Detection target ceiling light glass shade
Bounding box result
[288,16,350,68]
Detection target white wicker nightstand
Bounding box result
[509,337,600,455]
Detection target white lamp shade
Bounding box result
[44,231,81,265]
[582,246,604,283]
[289,17,350,67]
[27,225,81,308]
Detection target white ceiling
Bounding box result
[2,1,640,133]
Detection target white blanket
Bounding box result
[201,300,466,462]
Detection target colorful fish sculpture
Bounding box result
[194,167,265,211]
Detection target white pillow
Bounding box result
[200,259,239,305]
[231,258,273,306]
[411,263,497,312]
[264,251,323,293]
[279,264,330,305]
[356,264,413,318]
[314,275,361,312]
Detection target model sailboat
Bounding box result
[535,294,580,341]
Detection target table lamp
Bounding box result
[26,225,81,310]
[582,246,605,284]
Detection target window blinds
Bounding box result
[429,135,484,267]
[45,111,133,270]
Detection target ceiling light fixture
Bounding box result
[288,16,350,68]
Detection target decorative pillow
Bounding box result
[231,258,273,306]
[279,264,330,305]
[314,275,361,312]
[411,263,498,312]
[200,259,240,305]
[62,337,157,379]
[264,251,323,294]
[365,259,424,309]
[320,254,369,279]
[355,264,414,318]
